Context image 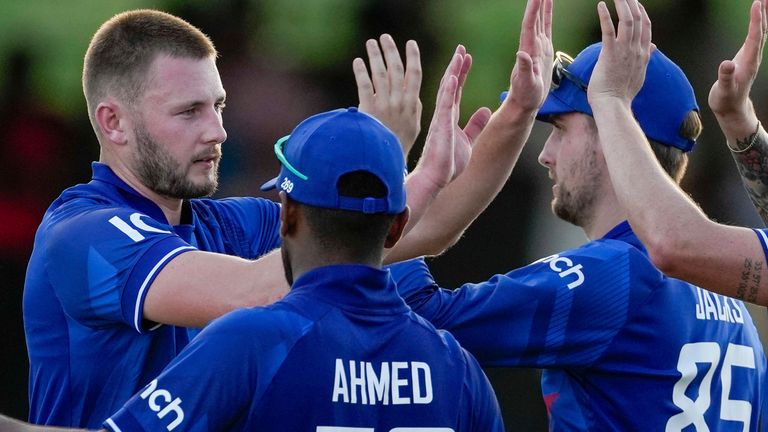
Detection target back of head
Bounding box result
[537,42,702,181]
[261,107,407,258]
[82,9,217,139]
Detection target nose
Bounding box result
[538,133,556,168]
[203,109,227,145]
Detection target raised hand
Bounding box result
[588,0,652,107]
[708,0,766,128]
[502,0,553,116]
[354,34,422,158]
[415,47,491,189]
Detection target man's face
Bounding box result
[538,113,605,228]
[129,55,227,199]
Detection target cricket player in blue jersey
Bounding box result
[390,0,768,430]
[4,108,504,431]
[594,0,768,310]
[102,107,501,432]
[22,7,517,428]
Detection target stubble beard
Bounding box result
[551,146,601,228]
[133,124,219,199]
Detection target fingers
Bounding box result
[612,0,634,45]
[463,107,493,144]
[456,49,472,106]
[353,57,374,107]
[519,0,540,52]
[597,1,616,48]
[639,3,652,55]
[762,0,768,35]
[747,1,766,58]
[380,34,405,103]
[543,0,553,40]
[366,38,391,97]
[403,40,423,110]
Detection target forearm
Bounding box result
[718,112,768,224]
[593,100,708,258]
[593,99,768,304]
[144,249,288,327]
[387,105,536,261]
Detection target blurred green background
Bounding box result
[1,1,766,430]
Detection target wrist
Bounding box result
[713,104,758,141]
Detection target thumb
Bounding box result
[463,107,493,144]
[717,60,738,90]
[513,51,533,80]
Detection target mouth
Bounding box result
[193,152,221,166]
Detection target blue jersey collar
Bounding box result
[601,220,645,251]
[289,264,409,315]
[90,162,183,226]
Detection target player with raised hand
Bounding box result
[594,0,768,307]
[391,0,767,429]
[389,0,554,262]
[5,107,506,432]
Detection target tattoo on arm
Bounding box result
[736,257,762,303]
[733,131,768,225]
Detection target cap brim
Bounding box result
[260,176,279,192]
[537,92,581,121]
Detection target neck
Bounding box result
[289,244,383,283]
[581,189,627,240]
[100,155,184,225]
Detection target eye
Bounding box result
[179,107,197,117]
[215,102,226,113]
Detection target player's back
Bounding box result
[105,265,503,432]
[247,265,502,431]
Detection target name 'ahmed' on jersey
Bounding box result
[332,359,434,405]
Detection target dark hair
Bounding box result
[82,9,217,138]
[649,110,702,184]
[302,171,396,260]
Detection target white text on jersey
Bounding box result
[538,254,585,289]
[139,379,185,431]
[332,359,433,405]
[695,287,744,324]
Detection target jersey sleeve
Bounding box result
[104,309,259,432]
[753,229,768,266]
[44,206,195,333]
[104,307,311,432]
[196,197,281,259]
[390,243,662,368]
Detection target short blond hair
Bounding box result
[82,9,217,137]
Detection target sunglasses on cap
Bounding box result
[273,135,308,180]
[552,51,588,91]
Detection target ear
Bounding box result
[279,191,298,239]
[95,100,129,145]
[383,206,410,249]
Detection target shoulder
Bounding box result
[506,237,662,294]
[199,304,314,352]
[190,197,280,217]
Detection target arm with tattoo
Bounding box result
[729,125,768,224]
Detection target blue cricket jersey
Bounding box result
[24,163,281,428]
[392,221,767,431]
[103,265,503,432]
